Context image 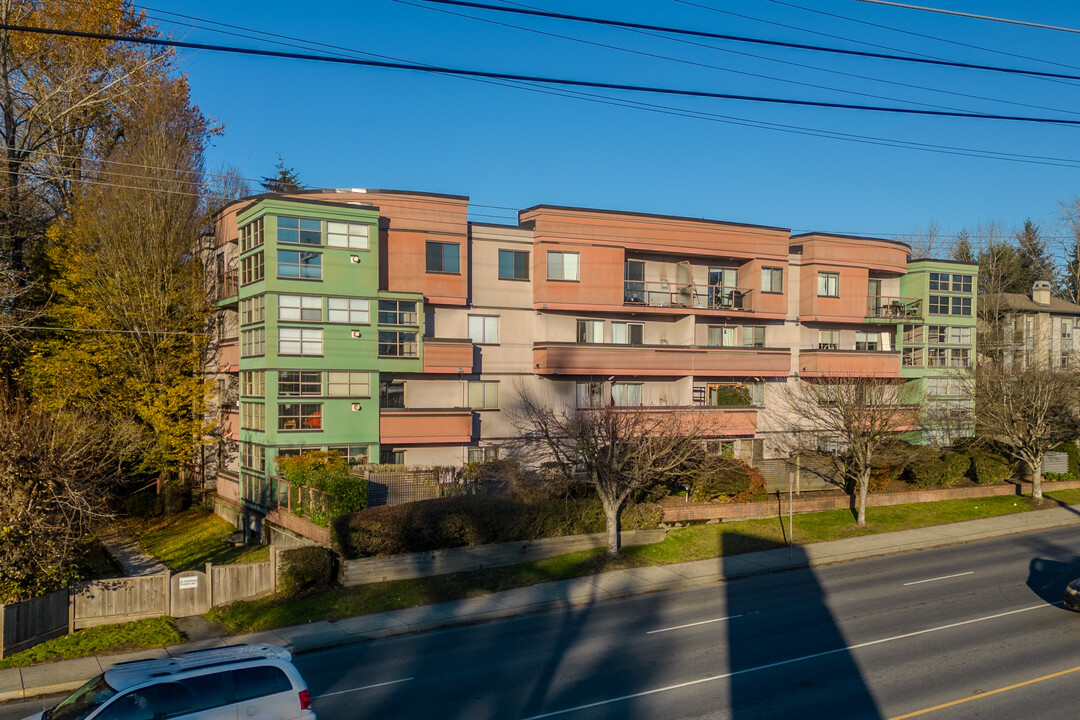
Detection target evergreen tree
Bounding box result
[950,229,976,263]
[260,155,304,193]
[1013,219,1057,295]
[1060,197,1080,305]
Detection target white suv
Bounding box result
[25,644,316,720]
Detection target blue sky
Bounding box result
[151,0,1080,248]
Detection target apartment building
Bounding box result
[982,280,1080,370]
[204,188,979,514]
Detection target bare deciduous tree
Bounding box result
[972,362,1080,499]
[772,377,917,526]
[511,388,704,556]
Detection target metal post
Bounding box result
[788,469,794,558]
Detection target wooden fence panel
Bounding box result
[73,574,169,630]
[211,562,273,606]
[0,588,69,658]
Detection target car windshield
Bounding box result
[48,674,117,720]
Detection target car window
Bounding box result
[49,674,118,720]
[230,666,292,702]
[179,672,229,713]
[96,682,196,720]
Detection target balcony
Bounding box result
[380,408,474,444]
[533,343,790,377]
[798,349,900,378]
[587,405,758,437]
[867,296,922,321]
[422,338,474,374]
[215,269,238,303]
[624,282,753,313]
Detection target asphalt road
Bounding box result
[6,524,1080,719]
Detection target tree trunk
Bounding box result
[602,496,622,557]
[856,469,870,526]
[1032,455,1043,500]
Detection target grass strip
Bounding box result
[209,492,1069,634]
[0,618,182,670]
[136,509,270,571]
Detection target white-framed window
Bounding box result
[327,444,370,466]
[929,272,972,293]
[547,251,579,281]
[817,272,839,297]
[949,348,971,367]
[240,252,264,285]
[761,266,783,293]
[742,326,765,348]
[278,370,322,397]
[819,329,839,350]
[278,294,322,322]
[611,382,643,407]
[278,327,323,356]
[928,347,948,367]
[902,347,923,367]
[855,331,879,351]
[278,403,323,431]
[240,442,265,472]
[467,446,499,463]
[468,381,499,409]
[904,325,924,344]
[239,217,264,253]
[240,370,265,397]
[612,322,644,345]
[277,216,322,245]
[378,331,418,357]
[577,319,603,343]
[708,326,738,347]
[328,297,369,324]
[378,299,418,326]
[929,296,972,316]
[326,221,369,249]
[240,328,264,357]
[948,327,972,345]
[240,295,264,325]
[468,315,499,344]
[327,371,370,397]
[240,402,264,432]
[576,381,605,408]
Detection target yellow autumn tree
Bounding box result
[27,75,215,479]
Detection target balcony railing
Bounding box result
[867,296,922,320]
[533,342,790,377]
[624,282,752,312]
[216,269,238,301]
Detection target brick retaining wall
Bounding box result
[662,479,1080,524]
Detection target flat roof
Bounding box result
[519,203,791,233]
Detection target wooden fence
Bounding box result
[0,560,274,658]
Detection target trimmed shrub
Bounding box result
[332,494,662,558]
[972,452,1012,484]
[942,452,971,487]
[869,463,893,493]
[690,457,765,503]
[278,546,335,597]
[907,450,948,489]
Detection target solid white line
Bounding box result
[646,614,744,634]
[317,677,414,698]
[903,571,975,586]
[518,602,1060,719]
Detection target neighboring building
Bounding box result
[981,281,1080,370]
[203,188,987,520]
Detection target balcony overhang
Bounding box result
[423,338,474,374]
[533,343,790,377]
[380,408,474,444]
[798,349,900,378]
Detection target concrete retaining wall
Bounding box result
[341,528,668,587]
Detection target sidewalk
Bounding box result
[4,504,1079,702]
[96,526,168,577]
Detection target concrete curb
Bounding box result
[3,504,1079,703]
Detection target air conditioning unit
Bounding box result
[350,255,361,264]
[351,330,362,339]
[351,403,362,412]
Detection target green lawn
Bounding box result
[208,491,1068,634]
[136,509,269,571]
[0,618,182,669]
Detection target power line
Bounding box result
[854,1,1080,35]
[409,0,1080,82]
[5,22,1080,126]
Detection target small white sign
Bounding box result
[178,576,199,590]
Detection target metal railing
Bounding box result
[624,281,752,311]
[867,295,922,320]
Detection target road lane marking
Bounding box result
[886,663,1080,719]
[646,614,744,634]
[317,677,414,698]
[903,571,975,586]
[519,602,1060,719]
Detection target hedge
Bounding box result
[332,494,663,559]
[277,546,335,597]
[1052,442,1080,478]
